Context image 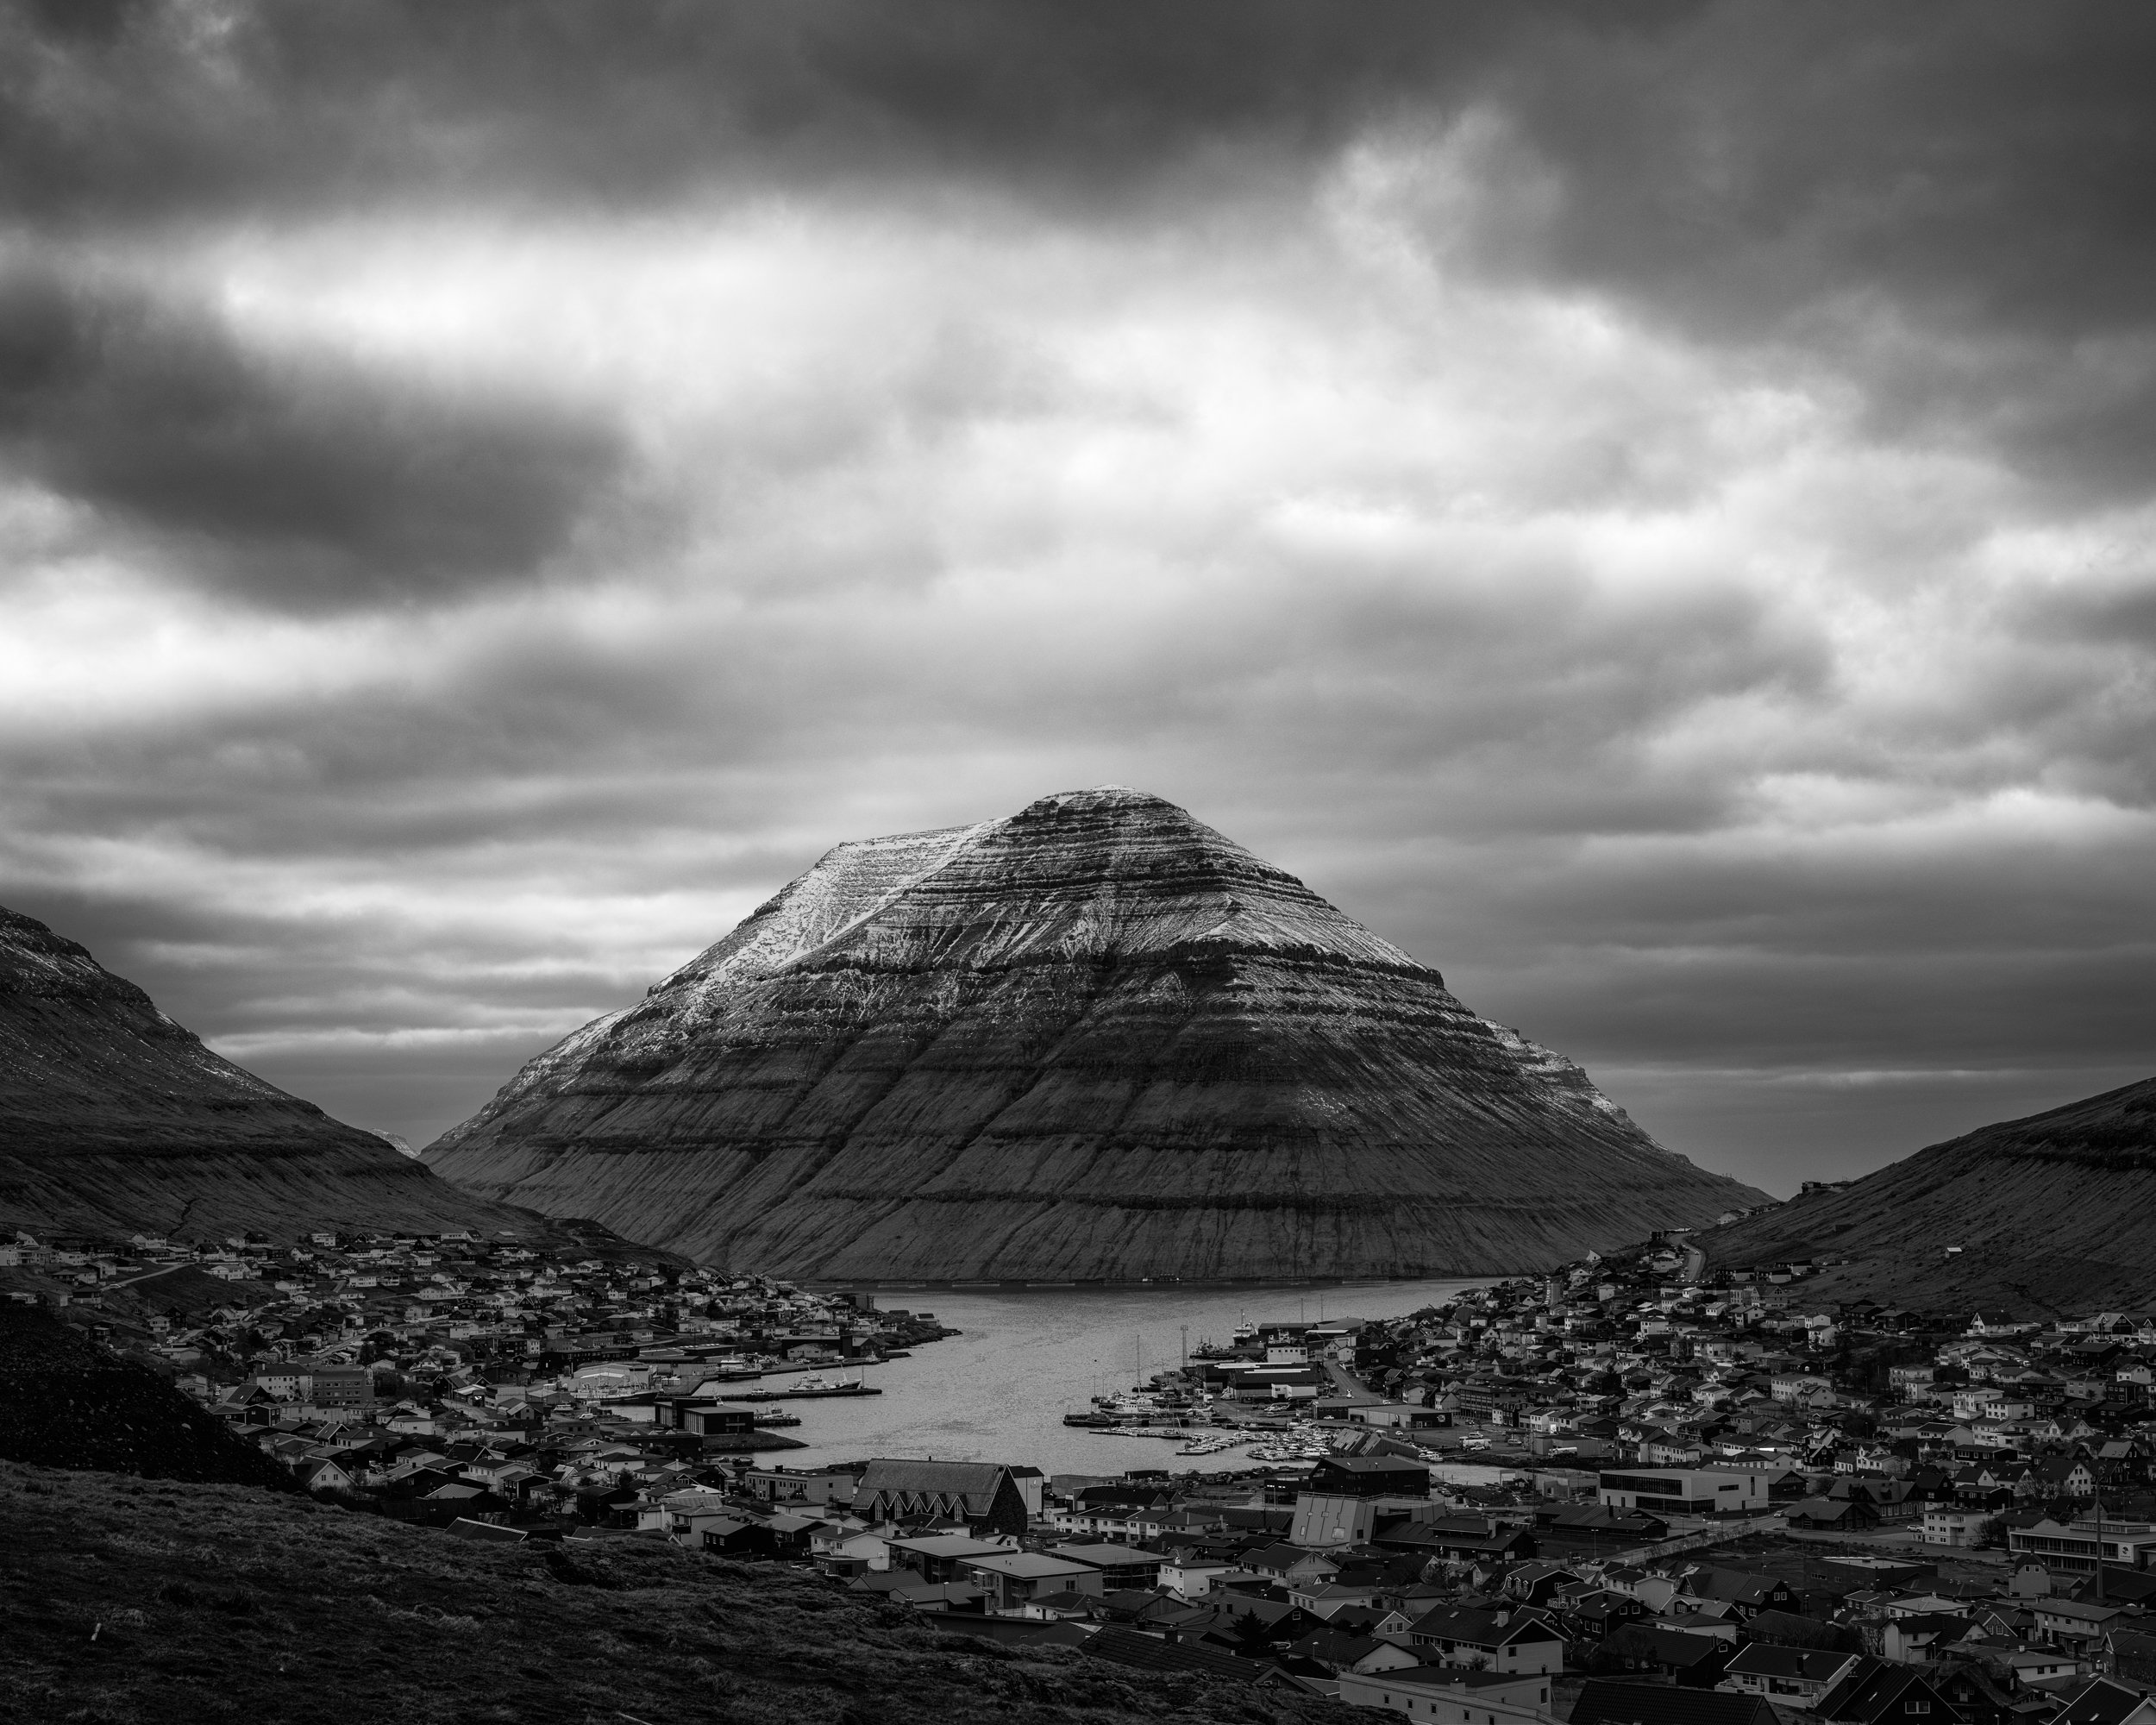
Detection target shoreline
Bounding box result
[803,1273,1512,1294]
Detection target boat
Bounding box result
[719,1371,880,1402]
[752,1409,803,1428]
[694,1354,764,1381]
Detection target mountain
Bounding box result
[1695,1076,2156,1316]
[425,787,1767,1279]
[364,1129,417,1156]
[0,904,618,1248]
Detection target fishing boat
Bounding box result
[719,1371,880,1402]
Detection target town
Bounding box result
[15,1224,2156,1724]
[0,1222,949,1465]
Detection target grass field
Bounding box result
[0,1460,1357,1725]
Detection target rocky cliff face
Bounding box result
[1697,1075,2156,1315]
[0,904,548,1244]
[427,787,1767,1279]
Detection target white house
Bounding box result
[1336,1666,1554,1725]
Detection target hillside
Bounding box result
[0,903,639,1250]
[0,1306,285,1486]
[428,786,1768,1279]
[1695,1075,2156,1314]
[0,1459,1360,1725]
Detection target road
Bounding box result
[1322,1358,1384,1401]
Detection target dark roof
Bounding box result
[2053,1678,2156,1725]
[1214,1595,1298,1626]
[1571,1593,1645,1622]
[1098,1588,1169,1615]
[1727,1645,1855,1683]
[1689,1567,1786,1605]
[1250,1541,1332,1570]
[1075,1484,1174,1508]
[1086,1626,1258,1684]
[1510,1561,1584,1584]
[1814,1658,1950,1725]
[857,1459,1011,1499]
[1789,1497,1872,1524]
[1572,1680,1778,1725]
[1408,1605,1564,1647]
[1551,1502,1669,1531]
[1650,1628,1734,1670]
[1366,1665,1565,1693]
[1283,1628,1382,1668]
[1889,1614,1973,1639]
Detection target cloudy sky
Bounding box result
[3,1,2152,1195]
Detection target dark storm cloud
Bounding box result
[11,2,2153,499]
[0,0,1588,221]
[0,260,625,606]
[11,2,2153,329]
[1507,5,2156,342]
[1482,4,2156,501]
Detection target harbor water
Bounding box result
[750,1277,1489,1476]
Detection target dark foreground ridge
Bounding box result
[0,1305,285,1488]
[1695,1073,2156,1314]
[0,901,669,1255]
[428,786,1768,1278]
[0,1459,1362,1725]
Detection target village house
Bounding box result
[854,1458,1030,1537]
[1406,1603,1568,1674]
[1721,1646,1862,1709]
[1336,1666,1556,1725]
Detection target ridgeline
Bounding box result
[1695,1075,2156,1316]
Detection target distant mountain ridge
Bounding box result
[1695,1075,2156,1314]
[425,786,1769,1278]
[0,903,577,1245]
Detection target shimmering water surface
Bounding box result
[752,1278,1489,1477]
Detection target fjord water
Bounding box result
[757,1278,1489,1477]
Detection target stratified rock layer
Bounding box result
[427,787,1767,1279]
[0,904,551,1244]
[1696,1075,2156,1315]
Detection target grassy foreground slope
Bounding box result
[0,1307,285,1487]
[0,1461,1358,1725]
